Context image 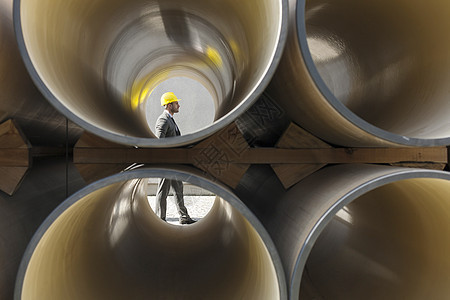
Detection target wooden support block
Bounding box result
[0,148,30,167]
[0,119,31,195]
[191,123,251,188]
[74,132,131,183]
[271,123,330,189]
[0,167,29,196]
[0,119,30,149]
[276,122,332,149]
[271,164,325,189]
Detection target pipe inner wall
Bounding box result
[269,0,450,146]
[15,168,285,299]
[301,175,450,299]
[14,0,287,147]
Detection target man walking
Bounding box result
[154,92,196,224]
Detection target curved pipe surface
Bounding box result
[268,0,450,146]
[14,0,287,147]
[0,0,81,146]
[235,164,450,299]
[16,166,286,299]
[0,157,85,300]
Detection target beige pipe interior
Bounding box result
[20,178,280,299]
[18,0,284,146]
[302,177,450,299]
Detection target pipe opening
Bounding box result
[145,76,215,136]
[303,0,450,141]
[146,178,215,225]
[17,169,283,299]
[16,0,286,147]
[301,177,450,299]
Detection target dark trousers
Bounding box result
[155,178,189,220]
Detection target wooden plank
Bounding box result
[72,123,448,189]
[0,119,30,149]
[74,132,132,182]
[31,147,68,157]
[390,163,447,171]
[271,164,325,189]
[240,147,448,164]
[0,167,28,196]
[0,149,30,166]
[74,148,190,164]
[73,147,448,165]
[0,119,31,195]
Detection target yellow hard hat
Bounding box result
[160,92,181,106]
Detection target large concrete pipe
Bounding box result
[268,0,450,147]
[14,0,287,147]
[15,166,287,299]
[0,157,85,300]
[236,164,450,299]
[0,0,81,146]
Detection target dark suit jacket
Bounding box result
[155,111,180,138]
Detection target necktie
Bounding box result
[172,117,181,136]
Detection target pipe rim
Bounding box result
[290,166,450,297]
[13,0,288,148]
[14,166,287,299]
[296,0,450,147]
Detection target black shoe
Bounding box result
[179,217,196,225]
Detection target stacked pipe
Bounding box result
[11,0,289,298]
[268,0,450,147]
[16,167,286,299]
[235,164,450,300]
[14,0,287,147]
[1,0,449,299]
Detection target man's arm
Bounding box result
[155,116,169,138]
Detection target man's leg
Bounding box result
[172,180,196,224]
[155,178,170,220]
[172,180,189,219]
